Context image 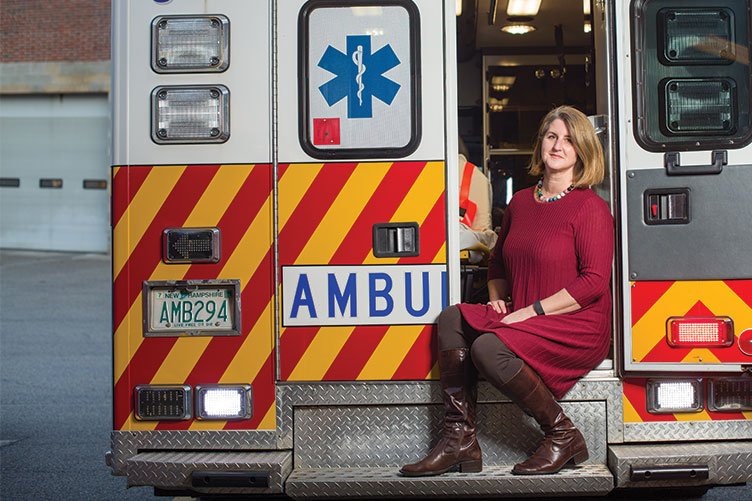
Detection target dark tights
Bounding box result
[438,305,523,388]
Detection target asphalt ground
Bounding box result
[0,250,749,500]
[0,250,153,499]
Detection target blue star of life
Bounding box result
[318,35,401,119]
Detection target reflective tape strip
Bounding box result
[278,161,445,381]
[632,280,752,363]
[113,166,186,279]
[363,161,443,264]
[112,165,150,228]
[219,303,274,387]
[323,326,389,380]
[114,166,253,383]
[287,326,356,381]
[113,166,219,331]
[296,162,391,265]
[328,162,425,265]
[357,325,426,380]
[278,163,325,233]
[113,164,275,431]
[622,393,642,423]
[392,325,438,380]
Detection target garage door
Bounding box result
[0,94,109,252]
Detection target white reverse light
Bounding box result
[151,86,230,144]
[647,379,703,414]
[195,384,252,420]
[152,15,229,73]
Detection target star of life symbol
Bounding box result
[317,35,401,119]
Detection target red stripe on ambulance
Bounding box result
[323,325,390,380]
[329,162,426,264]
[113,165,219,329]
[392,324,437,380]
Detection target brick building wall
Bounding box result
[1,0,111,63]
[0,0,111,93]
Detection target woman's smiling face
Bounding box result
[541,118,578,175]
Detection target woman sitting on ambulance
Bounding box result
[401,106,613,477]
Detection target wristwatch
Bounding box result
[533,300,545,316]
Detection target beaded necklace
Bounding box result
[536,178,574,203]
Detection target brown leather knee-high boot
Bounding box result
[400,348,482,476]
[499,364,588,475]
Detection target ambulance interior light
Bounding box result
[152,15,229,73]
[506,0,541,17]
[195,384,252,420]
[647,379,703,414]
[151,86,230,144]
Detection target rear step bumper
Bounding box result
[126,450,292,495]
[609,441,752,488]
[285,465,614,499]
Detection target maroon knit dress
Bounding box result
[457,185,614,398]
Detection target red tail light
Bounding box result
[667,316,734,348]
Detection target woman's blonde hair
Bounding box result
[527,106,604,188]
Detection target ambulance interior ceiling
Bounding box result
[457,0,595,185]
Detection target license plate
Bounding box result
[148,286,235,333]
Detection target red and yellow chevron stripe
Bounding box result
[623,378,752,423]
[631,280,752,364]
[112,163,277,431]
[278,161,445,382]
[112,160,447,432]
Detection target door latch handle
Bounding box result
[665,150,726,176]
[372,222,420,258]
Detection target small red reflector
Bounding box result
[667,316,734,348]
[313,118,340,145]
[739,329,752,355]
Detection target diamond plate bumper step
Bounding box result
[285,465,614,499]
[126,450,292,495]
[608,441,752,488]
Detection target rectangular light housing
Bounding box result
[135,385,192,421]
[152,15,229,73]
[151,85,230,144]
[647,379,703,414]
[660,8,734,64]
[195,384,252,420]
[667,316,734,348]
[663,78,735,135]
[707,378,752,412]
[163,227,220,264]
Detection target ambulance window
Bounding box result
[632,0,751,151]
[298,0,421,159]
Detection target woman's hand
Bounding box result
[500,305,536,325]
[487,299,510,315]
